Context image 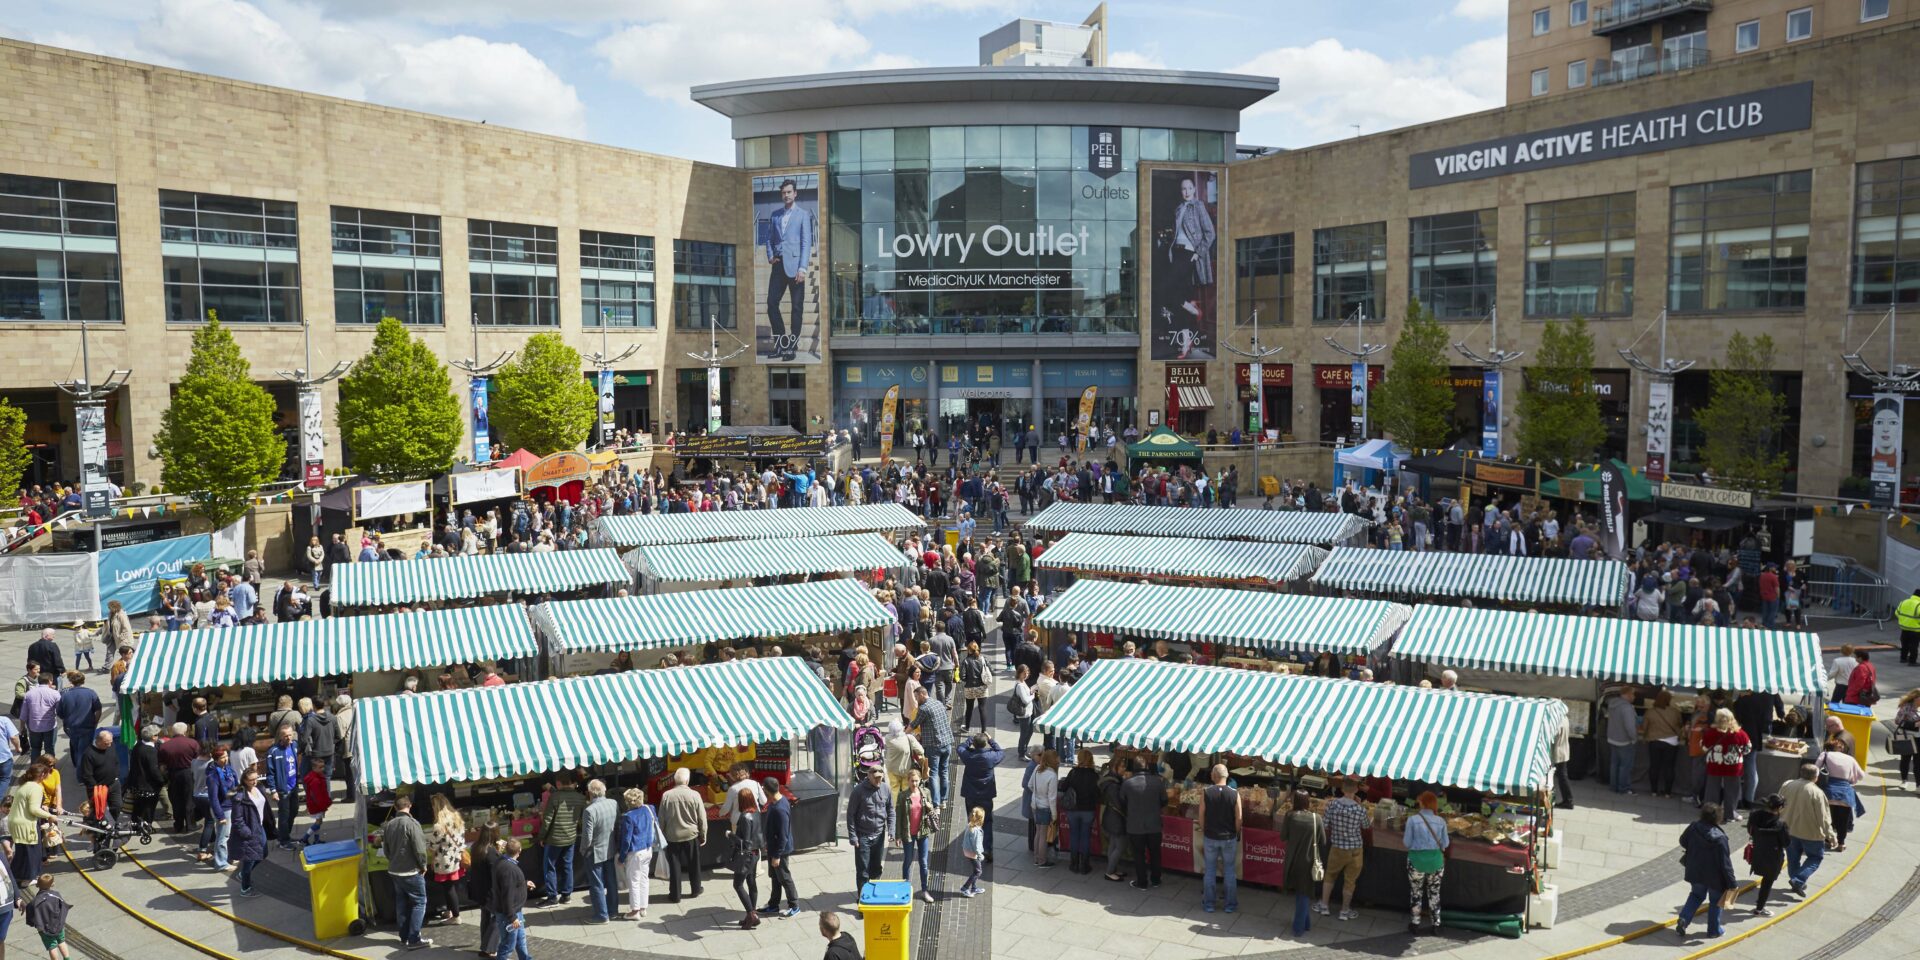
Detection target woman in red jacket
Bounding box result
[1844,649,1879,706]
[1699,708,1751,823]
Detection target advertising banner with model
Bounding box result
[1150,169,1220,361]
[753,172,821,363]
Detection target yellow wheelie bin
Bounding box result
[859,881,914,960]
[300,840,366,939]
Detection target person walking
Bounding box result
[1894,689,1920,789]
[490,839,534,960]
[883,720,926,801]
[729,792,766,929]
[1281,789,1323,936]
[468,824,503,956]
[1674,803,1736,940]
[19,675,57,764]
[894,769,937,904]
[911,689,953,809]
[379,793,432,949]
[1317,778,1367,921]
[1844,649,1880,707]
[959,643,991,732]
[7,763,55,889]
[760,777,799,917]
[127,724,165,833]
[158,723,199,834]
[426,795,468,927]
[659,768,707,903]
[1780,762,1836,896]
[1119,757,1166,890]
[1062,749,1100,875]
[203,746,236,870]
[536,772,586,905]
[265,725,303,851]
[846,766,892,891]
[1700,709,1751,822]
[1198,764,1240,914]
[1008,665,1036,761]
[1404,791,1450,935]
[819,911,861,960]
[228,768,271,899]
[614,789,665,920]
[956,734,1003,863]
[24,874,71,960]
[1818,739,1865,851]
[55,673,100,771]
[1746,794,1789,916]
[579,780,619,924]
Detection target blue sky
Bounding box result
[3,0,1509,165]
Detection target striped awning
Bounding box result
[538,578,890,655]
[1033,579,1408,655]
[331,549,630,607]
[596,503,924,547]
[122,605,539,695]
[1176,386,1214,409]
[1036,534,1326,584]
[1312,549,1631,607]
[1036,658,1563,796]
[1023,501,1367,545]
[627,533,907,584]
[354,657,851,791]
[1395,605,1826,695]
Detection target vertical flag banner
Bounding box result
[470,378,492,463]
[1480,369,1501,459]
[1869,393,1904,509]
[597,368,616,444]
[298,386,325,489]
[878,384,900,465]
[77,402,109,517]
[1598,462,1625,557]
[1248,362,1263,435]
[1350,361,1368,440]
[1076,385,1098,453]
[707,368,724,433]
[1645,379,1672,481]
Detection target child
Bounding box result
[26,873,72,960]
[71,624,95,672]
[301,758,333,846]
[959,807,986,897]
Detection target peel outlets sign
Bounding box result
[872,223,1089,292]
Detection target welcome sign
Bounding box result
[1409,83,1813,188]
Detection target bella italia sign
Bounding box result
[1409,82,1813,189]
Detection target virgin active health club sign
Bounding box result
[1409,83,1812,189]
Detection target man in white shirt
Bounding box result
[718,763,767,828]
[1827,644,1856,700]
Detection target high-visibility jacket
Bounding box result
[1897,594,1920,632]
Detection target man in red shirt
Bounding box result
[1758,565,1781,630]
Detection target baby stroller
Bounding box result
[57,792,153,870]
[851,725,886,779]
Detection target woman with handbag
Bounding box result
[1893,689,1920,789]
[1281,789,1324,936]
[614,788,665,920]
[729,792,765,929]
[959,642,991,733]
[1745,794,1789,916]
[894,769,938,904]
[1403,791,1451,935]
[1028,750,1059,868]
[1818,738,1866,851]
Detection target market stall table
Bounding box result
[1311,549,1631,609]
[329,548,629,610]
[1022,500,1369,546]
[625,532,906,591]
[1034,533,1327,587]
[595,502,923,548]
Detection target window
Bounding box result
[1312,222,1387,323]
[1533,8,1551,34]
[331,207,441,325]
[581,230,656,328]
[470,273,558,326]
[0,174,122,323]
[1568,59,1588,89]
[1410,210,1498,320]
[581,230,654,272]
[1862,0,1889,21]
[1851,158,1920,307]
[768,366,807,428]
[469,219,556,265]
[1568,0,1587,25]
[1669,171,1811,311]
[160,190,301,324]
[1235,233,1294,326]
[469,220,558,326]
[1525,193,1636,317]
[1530,69,1550,97]
[1786,7,1813,40]
[673,240,737,329]
[1736,19,1760,52]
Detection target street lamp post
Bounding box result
[1455,306,1524,458]
[53,313,131,519]
[451,313,514,464]
[273,312,352,489]
[1222,307,1286,498]
[1323,306,1384,442]
[1620,309,1695,482]
[1841,305,1914,598]
[686,313,747,435]
[586,307,640,449]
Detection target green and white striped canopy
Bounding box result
[1033,579,1409,655]
[1395,605,1825,695]
[596,503,924,547]
[539,578,891,655]
[354,657,850,791]
[331,549,630,607]
[1023,501,1367,545]
[121,605,539,695]
[626,533,908,584]
[1312,548,1631,607]
[1036,658,1564,796]
[1035,533,1326,584]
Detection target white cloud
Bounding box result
[374,37,588,139]
[1233,36,1504,148]
[1451,0,1507,20]
[594,2,874,98]
[839,0,1011,18]
[1107,49,1165,69]
[855,52,926,71]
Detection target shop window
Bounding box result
[1409,210,1497,320]
[1312,222,1386,323]
[1852,157,1920,307]
[1235,233,1293,326]
[160,189,299,324]
[1525,193,1635,317]
[0,174,122,322]
[1669,171,1810,312]
[673,240,736,329]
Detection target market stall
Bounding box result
[351,657,851,918]
[1033,533,1327,588]
[328,548,630,612]
[1022,501,1369,546]
[1037,657,1562,917]
[1392,605,1826,794]
[624,532,907,593]
[120,604,541,757]
[1126,426,1205,470]
[1311,549,1630,609]
[595,502,924,549]
[1333,438,1407,490]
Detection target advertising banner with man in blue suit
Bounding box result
[754,172,820,363]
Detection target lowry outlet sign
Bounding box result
[1409,83,1813,188]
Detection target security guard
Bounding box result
[1897,588,1920,665]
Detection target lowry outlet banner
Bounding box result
[1645,379,1672,481]
[1350,361,1369,440]
[298,386,325,489]
[76,402,109,517]
[470,377,492,463]
[1480,369,1502,459]
[97,533,211,618]
[1149,169,1220,361]
[753,172,822,364]
[878,385,900,465]
[1870,393,1904,509]
[1075,385,1097,453]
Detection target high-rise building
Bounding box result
[979,4,1107,67]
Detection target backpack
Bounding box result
[1006,685,1029,719]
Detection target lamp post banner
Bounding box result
[1645,379,1672,481]
[470,377,492,463]
[1870,392,1903,509]
[1480,369,1501,459]
[77,402,110,517]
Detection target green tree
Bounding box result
[153,318,286,527]
[1515,316,1606,471]
[336,317,462,479]
[1696,331,1791,494]
[491,333,596,455]
[0,399,32,498]
[1370,299,1454,449]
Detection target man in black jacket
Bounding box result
[490,838,533,960]
[820,911,861,960]
[1012,634,1044,688]
[1120,757,1167,889]
[76,729,123,843]
[26,629,64,687]
[759,777,798,917]
[127,724,165,831]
